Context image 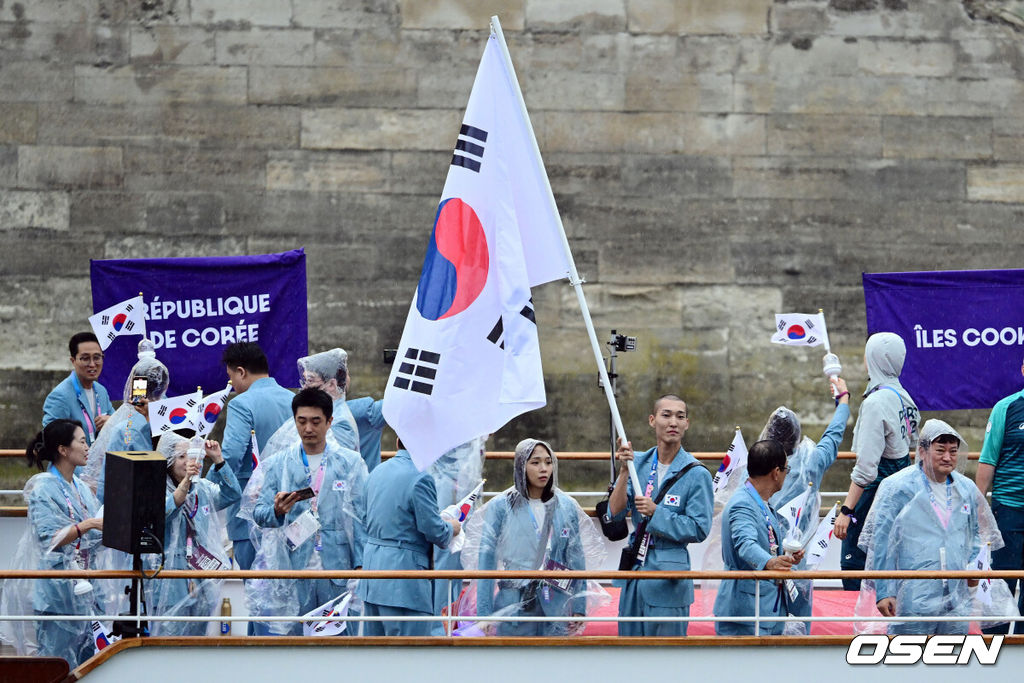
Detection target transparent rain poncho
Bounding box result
[145,434,241,636]
[84,339,169,500]
[459,439,609,636]
[0,470,122,667]
[855,419,1017,634]
[428,436,487,630]
[238,432,368,635]
[297,349,359,452]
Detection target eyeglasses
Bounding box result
[76,354,104,364]
[780,465,791,473]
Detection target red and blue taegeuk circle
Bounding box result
[786,324,806,340]
[203,403,222,424]
[112,313,127,331]
[169,407,189,425]
[415,198,489,321]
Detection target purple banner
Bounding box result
[91,250,307,399]
[863,269,1024,411]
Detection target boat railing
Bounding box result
[0,449,982,501]
[0,568,1019,637]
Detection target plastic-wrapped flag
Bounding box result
[442,479,485,552]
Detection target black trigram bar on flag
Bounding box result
[487,299,537,349]
[102,315,111,326]
[806,335,818,345]
[106,331,115,341]
[451,124,488,173]
[777,320,786,331]
[804,318,815,329]
[125,320,136,331]
[393,348,441,395]
[158,405,168,416]
[125,303,134,312]
[186,398,197,408]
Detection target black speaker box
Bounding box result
[102,450,166,554]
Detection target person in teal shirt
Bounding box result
[976,357,1024,633]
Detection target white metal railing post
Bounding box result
[754,580,760,636]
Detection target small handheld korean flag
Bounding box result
[973,543,993,607]
[249,430,260,469]
[712,428,748,496]
[805,503,839,569]
[441,479,485,552]
[148,390,202,435]
[771,312,829,348]
[778,482,814,544]
[383,32,570,471]
[89,295,147,351]
[193,384,233,438]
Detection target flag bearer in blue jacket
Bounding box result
[714,440,804,635]
[610,395,714,636]
[357,438,461,636]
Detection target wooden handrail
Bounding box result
[0,449,985,461]
[3,568,1022,581]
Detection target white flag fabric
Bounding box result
[441,479,485,552]
[148,390,202,435]
[770,312,829,348]
[89,295,146,351]
[973,543,993,607]
[383,34,569,471]
[249,429,261,468]
[712,429,748,495]
[805,503,839,569]
[777,483,814,545]
[302,592,353,637]
[192,384,233,438]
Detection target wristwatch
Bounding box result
[840,505,855,516]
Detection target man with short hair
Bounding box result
[610,395,714,636]
[976,357,1024,633]
[247,388,368,636]
[714,440,803,636]
[859,420,1006,635]
[221,342,294,570]
[42,332,114,445]
[357,437,461,636]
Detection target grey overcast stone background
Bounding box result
[1,0,1022,453]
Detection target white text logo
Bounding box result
[846,634,1003,665]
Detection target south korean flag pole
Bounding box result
[488,16,642,496]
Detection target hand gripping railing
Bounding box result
[0,568,1020,636]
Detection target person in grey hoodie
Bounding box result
[834,332,920,591]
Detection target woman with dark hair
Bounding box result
[461,439,606,636]
[0,419,114,667]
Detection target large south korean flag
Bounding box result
[383,34,570,471]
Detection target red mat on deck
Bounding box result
[583,588,861,636]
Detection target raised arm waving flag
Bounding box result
[383,32,570,471]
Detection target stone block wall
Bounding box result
[1,0,1022,453]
